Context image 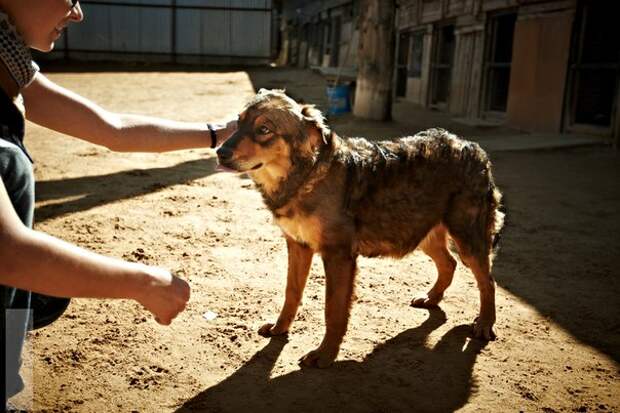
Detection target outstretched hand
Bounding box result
[136,266,190,325]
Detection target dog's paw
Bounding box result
[258,323,288,338]
[298,346,338,368]
[472,317,496,341]
[410,294,442,308]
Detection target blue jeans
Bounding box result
[1,139,70,406]
[1,139,34,405]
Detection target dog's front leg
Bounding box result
[300,250,357,368]
[259,237,313,337]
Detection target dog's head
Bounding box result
[216,89,330,179]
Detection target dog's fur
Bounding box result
[217,89,505,368]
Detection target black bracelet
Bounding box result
[207,123,217,148]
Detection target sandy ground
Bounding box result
[8,67,620,412]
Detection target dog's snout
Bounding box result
[216,146,233,161]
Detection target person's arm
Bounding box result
[0,180,189,325]
[21,73,235,152]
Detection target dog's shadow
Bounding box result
[176,309,486,413]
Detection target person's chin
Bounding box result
[32,43,55,52]
[32,37,56,53]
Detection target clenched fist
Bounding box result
[135,266,190,325]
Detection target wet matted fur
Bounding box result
[217,89,505,368]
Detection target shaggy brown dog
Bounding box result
[216,89,504,368]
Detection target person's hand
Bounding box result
[135,266,190,325]
[217,119,237,145]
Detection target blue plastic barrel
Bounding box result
[326,84,351,115]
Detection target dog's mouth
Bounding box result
[216,160,263,173]
[215,162,239,173]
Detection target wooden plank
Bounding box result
[468,29,484,118]
[447,0,465,17]
[421,0,442,23]
[614,86,620,150]
[481,0,519,12]
[420,25,433,107]
[518,0,576,15]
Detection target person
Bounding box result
[0,0,236,407]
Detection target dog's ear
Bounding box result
[257,88,286,96]
[301,104,330,145]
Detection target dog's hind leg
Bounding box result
[445,192,497,341]
[258,237,313,337]
[453,247,496,341]
[300,249,357,368]
[412,224,457,308]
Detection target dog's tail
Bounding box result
[488,182,506,255]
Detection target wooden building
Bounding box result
[280,0,359,74]
[396,0,619,141]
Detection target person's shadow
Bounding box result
[34,158,218,222]
[176,309,487,413]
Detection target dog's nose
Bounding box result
[216,146,233,161]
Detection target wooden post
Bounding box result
[615,90,620,151]
[353,0,397,121]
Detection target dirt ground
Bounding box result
[9,67,619,412]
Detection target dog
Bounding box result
[216,89,505,368]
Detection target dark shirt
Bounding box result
[0,90,32,162]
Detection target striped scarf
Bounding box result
[0,10,39,90]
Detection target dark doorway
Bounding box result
[330,16,342,67]
[430,24,455,108]
[396,31,411,97]
[483,11,517,115]
[409,31,424,79]
[321,19,331,66]
[566,0,620,133]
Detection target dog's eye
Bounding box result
[258,125,271,135]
